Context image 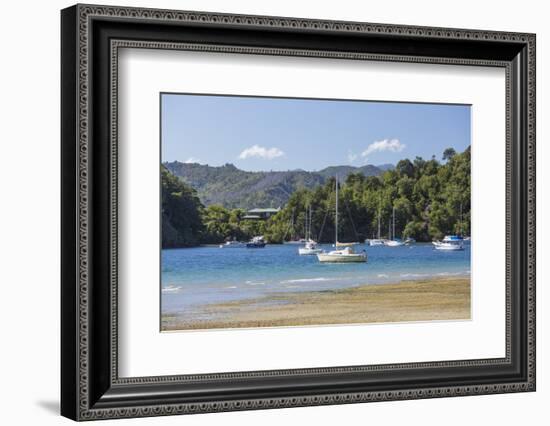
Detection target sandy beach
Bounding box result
[162,276,470,331]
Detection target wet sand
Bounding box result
[161,277,470,331]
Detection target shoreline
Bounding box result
[163,241,447,249]
[162,276,471,331]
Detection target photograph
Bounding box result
[57,3,536,420]
[160,94,472,331]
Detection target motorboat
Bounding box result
[317,176,367,263]
[432,235,464,251]
[366,239,386,246]
[246,236,266,248]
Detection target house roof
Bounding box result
[242,215,261,220]
[247,208,280,213]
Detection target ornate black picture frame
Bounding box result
[61,4,536,421]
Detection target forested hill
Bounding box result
[163,161,390,209]
[161,147,470,248]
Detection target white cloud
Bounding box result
[347,150,358,163]
[184,157,201,164]
[361,138,405,162]
[238,145,285,160]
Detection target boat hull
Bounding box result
[317,253,367,263]
[432,242,464,251]
[298,248,323,255]
[384,241,404,247]
[246,243,266,248]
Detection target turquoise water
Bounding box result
[161,243,470,317]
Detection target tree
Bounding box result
[396,159,415,178]
[163,147,471,246]
[262,148,470,243]
[202,205,232,243]
[161,167,205,248]
[442,147,457,161]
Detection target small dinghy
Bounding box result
[299,239,323,255]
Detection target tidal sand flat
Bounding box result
[162,277,470,331]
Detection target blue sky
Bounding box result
[161,93,470,171]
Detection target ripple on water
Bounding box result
[162,285,181,294]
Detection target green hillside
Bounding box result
[161,148,470,248]
[163,162,388,209]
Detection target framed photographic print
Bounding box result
[159,94,474,331]
[61,4,536,421]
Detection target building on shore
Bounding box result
[242,207,281,220]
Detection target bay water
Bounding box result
[161,243,470,317]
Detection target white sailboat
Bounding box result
[284,208,306,244]
[317,176,367,263]
[299,205,322,255]
[384,239,404,247]
[384,206,405,246]
[366,206,386,246]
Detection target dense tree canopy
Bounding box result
[264,147,470,243]
[161,166,266,247]
[161,147,471,248]
[161,167,205,248]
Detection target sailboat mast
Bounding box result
[309,205,313,241]
[392,206,395,240]
[459,201,463,236]
[304,207,308,241]
[335,176,338,244]
[290,208,295,240]
[377,210,381,239]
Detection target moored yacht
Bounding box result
[384,239,405,247]
[299,204,322,255]
[317,245,367,263]
[432,235,464,251]
[246,236,266,248]
[366,238,386,246]
[317,176,367,263]
[383,206,410,247]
